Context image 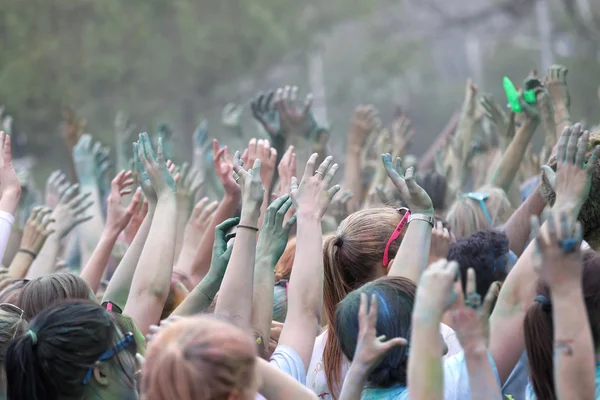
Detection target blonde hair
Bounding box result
[323,207,404,398]
[142,316,257,400]
[446,185,514,238]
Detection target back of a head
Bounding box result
[17,272,91,319]
[323,207,403,396]
[448,229,510,297]
[446,186,513,238]
[335,276,416,388]
[5,300,122,400]
[524,251,600,400]
[541,130,600,242]
[143,316,257,400]
[0,305,27,392]
[416,171,447,212]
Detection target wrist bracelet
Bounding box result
[237,225,259,232]
[555,117,571,125]
[408,213,435,228]
[18,249,37,259]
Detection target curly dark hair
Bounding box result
[448,229,510,297]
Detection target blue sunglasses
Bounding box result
[82,332,134,385]
[460,192,493,226]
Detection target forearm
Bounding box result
[174,200,190,259]
[344,147,362,211]
[257,186,271,229]
[256,358,318,400]
[502,183,545,256]
[419,112,459,171]
[409,314,444,400]
[554,105,571,140]
[77,183,105,266]
[464,346,502,400]
[124,195,177,333]
[251,254,276,347]
[186,193,239,284]
[172,273,219,316]
[552,288,596,400]
[215,223,257,324]
[8,252,35,278]
[389,220,432,283]
[79,228,120,293]
[0,192,19,219]
[0,210,15,264]
[489,121,538,193]
[454,105,476,163]
[339,366,367,400]
[26,235,60,279]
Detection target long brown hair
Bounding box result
[142,315,257,400]
[524,251,600,400]
[17,272,91,319]
[323,207,404,398]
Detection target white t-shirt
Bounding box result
[306,324,463,399]
[256,345,307,400]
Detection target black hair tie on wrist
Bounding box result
[18,249,37,259]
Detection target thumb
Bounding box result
[381,337,408,352]
[540,165,556,191]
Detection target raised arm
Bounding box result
[490,124,600,384]
[489,84,540,193]
[27,183,93,279]
[257,357,318,400]
[277,153,340,369]
[182,139,241,286]
[0,133,21,261]
[251,195,296,351]
[72,134,106,267]
[409,259,459,400]
[449,269,502,400]
[124,133,178,335]
[8,207,53,278]
[545,65,571,139]
[80,172,140,293]
[173,218,238,316]
[344,106,380,211]
[215,155,264,324]
[382,154,434,283]
[530,211,595,400]
[172,163,202,258]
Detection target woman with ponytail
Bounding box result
[5,300,138,400]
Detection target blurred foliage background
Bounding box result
[1,0,600,181]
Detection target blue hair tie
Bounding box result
[26,330,37,345]
[559,238,578,253]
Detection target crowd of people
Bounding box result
[0,63,597,400]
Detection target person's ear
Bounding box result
[92,361,110,387]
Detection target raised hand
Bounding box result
[20,206,55,256]
[133,141,156,205]
[290,154,340,219]
[415,259,460,318]
[277,145,296,196]
[45,170,69,209]
[105,170,141,233]
[169,161,203,205]
[207,217,239,280]
[232,153,265,223]
[243,139,277,192]
[72,134,96,183]
[429,221,452,261]
[136,132,177,198]
[449,268,500,350]
[329,190,354,225]
[274,85,317,138]
[530,211,583,290]
[541,124,600,214]
[51,183,93,239]
[182,197,218,246]
[545,65,570,111]
[124,198,149,244]
[62,107,86,151]
[349,105,381,150]
[382,153,434,215]
[256,194,296,265]
[114,112,137,171]
[251,91,281,138]
[0,132,21,214]
[221,103,244,130]
[212,139,240,197]
[391,115,415,157]
[352,293,407,374]
[155,123,174,163]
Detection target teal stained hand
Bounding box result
[256,194,296,266]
